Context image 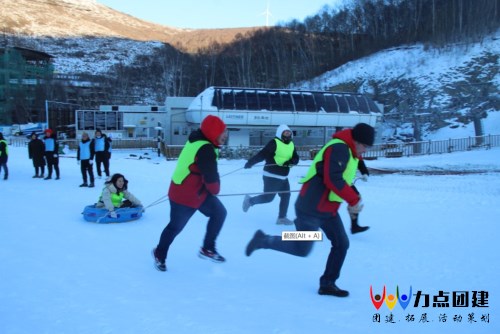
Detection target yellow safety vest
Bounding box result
[172,140,218,184]
[273,138,294,166]
[0,139,8,157]
[300,138,358,202]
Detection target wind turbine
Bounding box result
[260,1,273,27]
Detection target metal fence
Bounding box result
[362,134,500,159]
[8,138,157,151]
[7,134,500,160]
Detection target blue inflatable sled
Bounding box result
[82,205,144,223]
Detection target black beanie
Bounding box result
[352,123,375,146]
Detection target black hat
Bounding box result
[352,123,375,146]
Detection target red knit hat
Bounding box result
[201,115,226,145]
[44,128,53,136]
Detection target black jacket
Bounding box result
[246,139,299,177]
[28,138,46,166]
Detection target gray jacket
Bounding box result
[96,183,142,211]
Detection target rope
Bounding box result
[143,195,169,209]
[220,166,245,177]
[217,189,300,197]
[142,163,309,208]
[96,207,127,224]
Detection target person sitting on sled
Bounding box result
[95,173,143,218]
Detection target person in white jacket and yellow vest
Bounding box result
[242,124,299,225]
[95,173,142,217]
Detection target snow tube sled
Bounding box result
[82,205,143,223]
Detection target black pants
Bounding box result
[34,164,45,176]
[95,151,110,177]
[155,195,227,262]
[249,176,291,218]
[80,160,95,183]
[0,160,7,178]
[264,211,349,287]
[45,153,60,178]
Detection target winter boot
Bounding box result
[79,183,89,187]
[199,248,226,263]
[88,182,95,188]
[44,176,52,180]
[246,229,267,256]
[350,213,369,234]
[276,217,294,225]
[318,284,349,297]
[242,195,251,212]
[151,248,166,272]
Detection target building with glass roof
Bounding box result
[185,86,382,146]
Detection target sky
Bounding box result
[1,128,499,333]
[97,0,341,29]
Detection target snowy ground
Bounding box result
[1,145,499,334]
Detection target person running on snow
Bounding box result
[95,173,142,218]
[152,115,228,271]
[43,129,60,180]
[28,132,46,178]
[245,123,375,297]
[77,132,95,188]
[242,124,299,225]
[0,132,8,180]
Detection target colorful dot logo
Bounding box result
[370,285,413,310]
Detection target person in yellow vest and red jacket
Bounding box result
[0,132,8,180]
[152,115,228,271]
[245,123,375,298]
[95,173,142,217]
[242,124,299,225]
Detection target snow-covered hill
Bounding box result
[296,31,499,110]
[294,29,500,140]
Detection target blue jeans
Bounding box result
[0,161,7,178]
[156,195,227,262]
[265,211,349,286]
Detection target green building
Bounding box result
[0,46,54,124]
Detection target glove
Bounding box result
[89,160,94,165]
[348,200,364,215]
[360,174,368,182]
[53,154,58,158]
[109,211,117,218]
[244,161,252,169]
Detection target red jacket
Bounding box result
[295,129,361,217]
[168,130,221,208]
